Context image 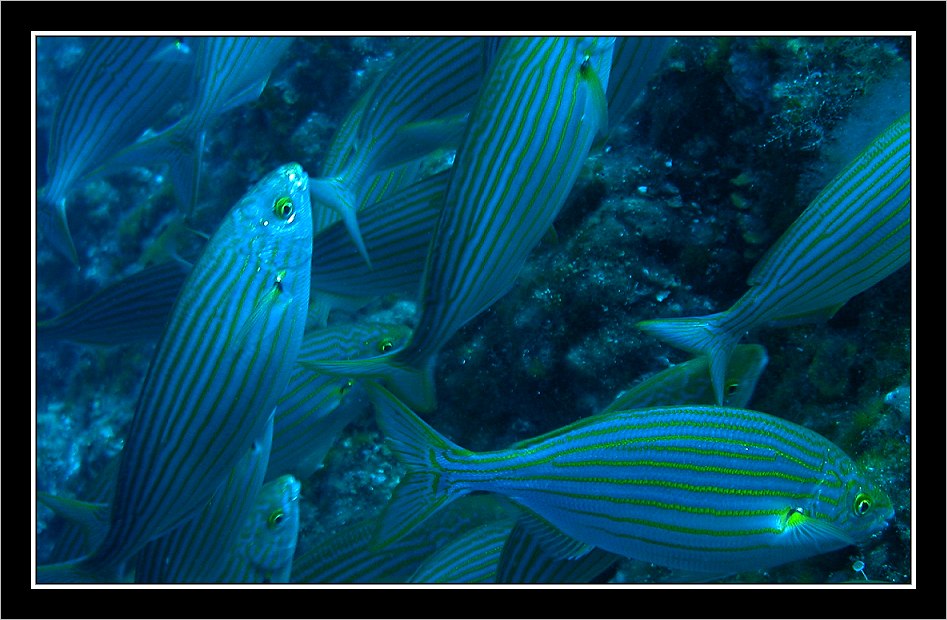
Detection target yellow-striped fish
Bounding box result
[303,36,615,411]
[638,112,910,404]
[368,385,893,580]
[37,163,312,583]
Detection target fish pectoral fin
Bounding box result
[231,272,293,347]
[780,507,856,551]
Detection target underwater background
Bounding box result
[34,35,912,584]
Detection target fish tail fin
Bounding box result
[365,383,467,548]
[299,351,437,413]
[309,177,372,269]
[637,311,741,405]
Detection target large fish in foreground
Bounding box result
[369,385,893,580]
[638,112,911,404]
[37,163,312,583]
[303,36,615,411]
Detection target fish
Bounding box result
[267,321,413,480]
[408,516,618,584]
[38,36,195,265]
[103,36,294,215]
[45,421,300,583]
[309,36,490,267]
[139,465,302,583]
[602,344,768,413]
[37,162,312,583]
[303,36,615,412]
[133,416,274,583]
[309,169,449,312]
[605,37,673,132]
[496,519,619,584]
[290,494,519,584]
[638,111,911,404]
[408,519,517,583]
[229,474,302,583]
[36,259,192,346]
[368,384,894,579]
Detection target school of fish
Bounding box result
[34,36,911,584]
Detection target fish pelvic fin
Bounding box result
[299,350,437,413]
[636,311,740,406]
[309,176,372,269]
[366,384,466,549]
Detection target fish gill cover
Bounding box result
[34,35,912,585]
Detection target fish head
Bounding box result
[243,474,302,573]
[822,455,895,545]
[232,162,313,274]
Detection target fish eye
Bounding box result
[853,492,873,516]
[273,196,294,220]
[267,509,285,528]
[339,379,354,395]
[378,338,394,353]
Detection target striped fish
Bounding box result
[407,516,618,583]
[638,112,911,404]
[496,519,619,584]
[368,385,894,579]
[229,474,302,583]
[104,36,294,215]
[310,37,489,266]
[137,469,301,583]
[304,36,615,411]
[309,169,449,309]
[267,321,413,480]
[602,344,768,413]
[290,494,518,584]
[37,163,312,583]
[36,259,191,346]
[38,36,195,264]
[134,416,274,583]
[408,519,516,583]
[605,37,672,132]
